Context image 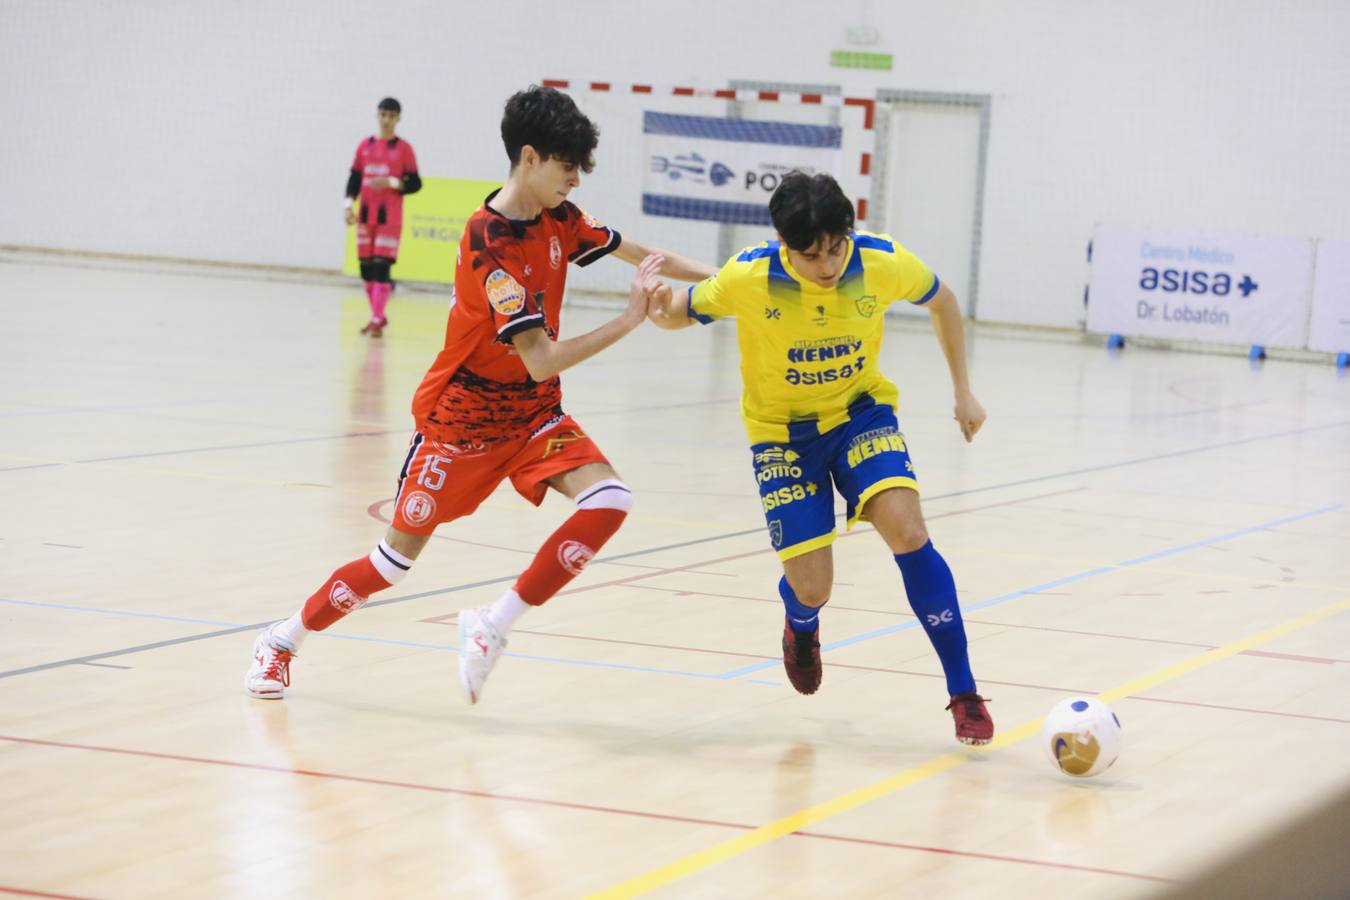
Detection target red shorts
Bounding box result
[356,221,401,260]
[390,415,609,535]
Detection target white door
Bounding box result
[876,99,983,317]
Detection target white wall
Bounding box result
[4,0,1348,328]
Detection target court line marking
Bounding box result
[5,595,1345,723]
[0,737,1172,887]
[0,429,400,472]
[0,503,1341,681]
[0,885,103,899]
[716,504,1343,678]
[586,593,1350,899]
[0,398,222,419]
[0,487,1083,679]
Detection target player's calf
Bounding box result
[458,479,632,705]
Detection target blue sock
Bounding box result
[894,541,976,696]
[779,576,821,634]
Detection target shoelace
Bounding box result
[263,649,293,687]
[946,694,991,720]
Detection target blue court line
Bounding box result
[0,596,240,627]
[4,503,1341,684]
[1113,505,1337,567]
[0,599,728,682]
[712,503,1344,680]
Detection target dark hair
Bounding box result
[378,97,401,113]
[501,86,599,173]
[769,172,855,251]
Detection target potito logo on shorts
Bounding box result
[485,268,526,315]
[754,446,804,483]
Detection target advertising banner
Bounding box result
[642,112,841,225]
[1086,224,1315,349]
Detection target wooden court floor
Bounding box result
[2,249,1349,899]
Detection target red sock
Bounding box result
[514,507,627,605]
[301,556,392,631]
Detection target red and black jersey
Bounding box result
[410,191,620,446]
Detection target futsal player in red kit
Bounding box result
[345,97,421,337]
[247,86,714,703]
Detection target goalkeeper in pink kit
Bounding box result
[345,97,422,337]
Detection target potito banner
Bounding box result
[1086,223,1315,349]
[641,112,842,226]
[344,177,500,284]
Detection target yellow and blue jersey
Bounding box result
[686,231,939,445]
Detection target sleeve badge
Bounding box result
[485,268,526,315]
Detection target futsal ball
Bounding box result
[1041,697,1122,778]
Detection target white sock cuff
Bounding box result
[487,588,531,633]
[271,612,309,652]
[369,540,413,584]
[575,479,633,513]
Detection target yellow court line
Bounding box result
[588,595,1350,899]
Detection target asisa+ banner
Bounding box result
[642,111,842,226]
[1086,223,1315,349]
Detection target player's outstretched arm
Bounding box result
[926,283,987,443]
[512,254,664,382]
[612,236,717,282]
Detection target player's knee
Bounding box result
[575,479,633,516]
[368,539,415,585]
[368,259,393,283]
[799,584,832,607]
[787,572,832,608]
[889,523,929,554]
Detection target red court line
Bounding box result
[409,621,1347,722]
[1240,649,1340,664]
[1128,696,1350,724]
[0,734,748,829]
[793,831,1178,884]
[0,735,1170,885]
[555,487,1089,599]
[601,582,1347,664]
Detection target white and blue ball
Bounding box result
[1041,697,1122,777]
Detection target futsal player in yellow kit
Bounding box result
[645,172,994,745]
